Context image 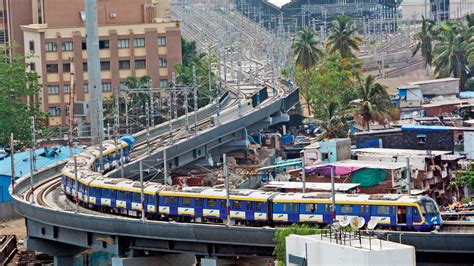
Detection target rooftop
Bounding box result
[319,159,407,170]
[0,146,83,178]
[263,181,360,192]
[265,0,292,8]
[353,148,451,157]
[409,77,459,85]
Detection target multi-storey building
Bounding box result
[3,0,181,127]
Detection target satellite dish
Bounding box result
[339,216,350,227]
[368,218,380,230]
[350,217,366,230]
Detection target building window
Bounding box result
[99,40,109,49]
[62,41,73,51]
[157,36,166,46]
[118,39,129,48]
[46,64,59,73]
[417,134,427,144]
[134,38,145,47]
[48,107,61,117]
[119,60,130,70]
[159,79,168,88]
[0,31,6,44]
[83,62,88,72]
[135,59,146,69]
[83,83,89,93]
[64,84,71,94]
[45,42,57,52]
[100,61,110,71]
[63,63,71,73]
[29,63,36,72]
[101,82,112,92]
[29,40,35,52]
[159,58,167,68]
[321,152,329,160]
[81,42,87,50]
[47,85,60,94]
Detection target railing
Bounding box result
[0,235,17,265]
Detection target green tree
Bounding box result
[304,101,352,140]
[0,52,47,148]
[412,16,436,76]
[350,75,397,131]
[292,27,323,70]
[326,15,362,59]
[273,224,320,266]
[175,38,217,107]
[433,21,471,90]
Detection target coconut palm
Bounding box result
[326,15,362,59]
[292,27,323,70]
[412,16,436,76]
[350,75,397,131]
[433,22,470,90]
[304,101,352,140]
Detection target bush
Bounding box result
[466,79,474,91]
[273,224,320,266]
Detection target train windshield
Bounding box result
[420,199,440,216]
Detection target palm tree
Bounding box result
[433,22,470,90]
[350,75,397,131]
[326,16,362,59]
[412,16,435,76]
[292,27,323,70]
[305,101,352,140]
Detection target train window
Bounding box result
[283,203,298,212]
[377,206,390,215]
[341,205,353,214]
[195,198,202,207]
[147,195,156,204]
[413,207,422,222]
[255,202,263,211]
[233,201,242,210]
[305,204,317,213]
[133,193,141,202]
[170,197,177,206]
[163,197,169,205]
[324,204,331,213]
[207,199,216,208]
[182,197,191,207]
[360,205,370,214]
[246,202,254,210]
[90,187,100,196]
[117,191,127,200]
[102,189,112,198]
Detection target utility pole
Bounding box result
[30,116,36,204]
[74,156,79,213]
[406,157,411,195]
[145,102,150,153]
[10,133,14,192]
[84,0,104,145]
[164,149,170,185]
[224,153,231,227]
[149,91,155,128]
[184,86,189,131]
[125,90,129,135]
[68,58,76,158]
[302,156,306,193]
[208,43,213,103]
[330,166,336,222]
[193,66,198,134]
[139,161,145,221]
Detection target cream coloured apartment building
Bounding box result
[5,0,181,127]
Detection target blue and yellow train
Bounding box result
[60,136,441,231]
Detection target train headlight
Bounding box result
[434,225,441,230]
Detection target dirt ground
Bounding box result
[1,218,52,265]
[0,218,26,238]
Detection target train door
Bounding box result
[397,206,407,225]
[245,201,255,221]
[194,198,203,218]
[322,204,333,224]
[286,203,299,223]
[405,207,413,226]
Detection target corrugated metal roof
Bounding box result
[0,146,83,178]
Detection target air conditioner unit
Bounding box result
[110,12,117,18]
